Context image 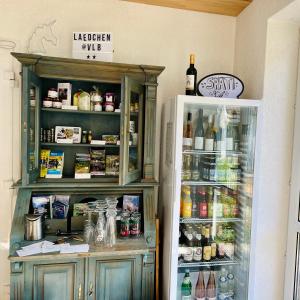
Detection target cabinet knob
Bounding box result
[88,282,93,296]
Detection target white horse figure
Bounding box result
[27,20,57,54]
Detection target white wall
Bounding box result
[234,1,300,299]
[0,1,236,298]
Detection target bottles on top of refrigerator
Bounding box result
[206,271,217,300]
[205,115,215,151]
[181,269,192,299]
[183,112,193,150]
[194,109,204,150]
[195,271,206,300]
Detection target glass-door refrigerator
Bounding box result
[160,96,261,300]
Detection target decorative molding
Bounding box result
[27,20,57,54]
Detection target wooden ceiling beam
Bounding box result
[122,0,252,16]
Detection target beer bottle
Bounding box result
[195,271,205,300]
[182,155,192,181]
[181,269,192,300]
[210,231,217,260]
[202,227,212,261]
[207,186,214,218]
[206,271,217,300]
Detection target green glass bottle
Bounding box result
[181,269,192,299]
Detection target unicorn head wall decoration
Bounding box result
[27,20,57,54]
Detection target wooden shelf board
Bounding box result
[122,0,252,16]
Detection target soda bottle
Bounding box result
[181,269,192,300]
[182,187,192,218]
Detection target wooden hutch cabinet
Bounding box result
[9,53,164,300]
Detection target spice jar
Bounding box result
[43,97,53,108]
[81,131,87,144]
[130,212,141,237]
[104,92,115,112]
[90,89,103,112]
[120,212,130,238]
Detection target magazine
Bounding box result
[46,151,64,178]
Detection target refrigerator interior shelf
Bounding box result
[182,181,243,186]
[182,150,243,156]
[179,217,242,224]
[178,257,240,269]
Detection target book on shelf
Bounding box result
[46,151,64,178]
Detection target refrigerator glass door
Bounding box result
[175,98,259,300]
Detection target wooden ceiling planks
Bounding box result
[122,0,252,16]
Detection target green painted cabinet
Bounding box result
[10,53,164,300]
[21,258,84,300]
[87,256,142,300]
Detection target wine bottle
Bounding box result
[202,227,212,261]
[205,115,215,151]
[183,113,193,150]
[194,109,204,150]
[185,54,197,96]
[195,271,206,300]
[206,271,217,300]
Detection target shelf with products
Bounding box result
[182,150,243,156]
[182,181,242,186]
[179,217,242,224]
[41,142,137,148]
[178,257,240,269]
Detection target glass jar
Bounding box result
[130,212,141,237]
[94,210,106,247]
[78,91,91,111]
[90,91,103,112]
[120,212,130,238]
[104,92,115,112]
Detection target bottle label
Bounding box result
[207,298,216,300]
[182,203,192,218]
[226,138,233,151]
[205,139,214,151]
[194,137,204,150]
[203,246,212,260]
[183,138,193,146]
[193,247,202,261]
[211,242,217,257]
[218,242,225,256]
[217,140,226,151]
[182,296,192,300]
[186,75,195,90]
[199,202,208,218]
[195,298,205,300]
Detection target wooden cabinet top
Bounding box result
[12,52,165,83]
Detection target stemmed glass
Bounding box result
[105,197,118,247]
[83,207,95,244]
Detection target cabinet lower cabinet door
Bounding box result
[24,259,84,300]
[88,256,142,300]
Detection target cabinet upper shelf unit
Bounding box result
[122,0,252,17]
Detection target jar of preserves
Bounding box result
[130,212,141,237]
[120,212,130,238]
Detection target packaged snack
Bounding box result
[55,126,82,144]
[102,135,119,145]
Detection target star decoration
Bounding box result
[93,55,96,59]
[87,55,90,59]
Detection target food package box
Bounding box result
[58,83,72,106]
[102,135,119,145]
[105,155,119,176]
[90,149,106,176]
[40,149,50,178]
[123,195,140,212]
[73,203,89,216]
[55,126,81,144]
[46,151,64,178]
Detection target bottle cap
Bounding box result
[190,54,195,64]
[187,112,192,121]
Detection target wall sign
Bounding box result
[197,73,244,98]
[72,32,113,62]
